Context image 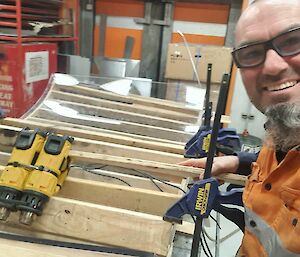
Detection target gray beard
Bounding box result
[265,102,300,152]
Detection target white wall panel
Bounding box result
[173,21,227,37]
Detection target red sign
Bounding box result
[0,43,57,117]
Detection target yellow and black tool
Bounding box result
[17,133,74,225]
[0,128,47,221]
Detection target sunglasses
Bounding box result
[232,27,300,68]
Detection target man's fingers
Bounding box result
[178,158,207,168]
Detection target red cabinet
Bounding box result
[0,0,79,117]
[0,43,57,117]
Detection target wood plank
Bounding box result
[0,151,247,185]
[0,238,128,257]
[59,177,180,216]
[0,124,185,164]
[0,165,182,194]
[50,90,198,123]
[69,167,182,194]
[3,197,175,256]
[32,108,192,142]
[0,150,191,183]
[69,151,247,185]
[53,84,200,116]
[72,137,184,164]
[27,116,186,145]
[1,118,185,154]
[69,150,200,183]
[46,99,191,131]
[0,150,192,183]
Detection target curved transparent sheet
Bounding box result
[22,73,217,144]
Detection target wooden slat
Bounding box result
[0,150,193,183]
[32,108,192,142]
[0,118,185,154]
[47,99,191,131]
[53,84,199,116]
[0,150,247,185]
[70,150,200,182]
[69,167,182,194]
[72,137,184,164]
[0,124,185,164]
[3,197,174,256]
[69,151,247,185]
[50,90,198,123]
[59,177,180,216]
[27,116,185,145]
[0,165,183,194]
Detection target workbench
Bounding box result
[0,75,246,256]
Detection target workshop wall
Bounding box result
[94,0,144,59]
[93,1,230,60]
[171,3,229,45]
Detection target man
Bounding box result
[180,0,300,256]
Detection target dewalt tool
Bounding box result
[17,133,74,225]
[0,128,47,221]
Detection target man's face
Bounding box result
[235,0,300,112]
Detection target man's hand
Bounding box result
[178,155,239,179]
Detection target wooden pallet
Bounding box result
[0,80,246,256]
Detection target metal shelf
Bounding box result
[0,0,79,54]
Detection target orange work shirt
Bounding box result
[238,145,300,257]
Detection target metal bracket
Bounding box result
[134,2,152,25]
[135,2,173,26]
[152,2,172,26]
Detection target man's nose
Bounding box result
[262,49,288,75]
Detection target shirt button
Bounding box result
[264,183,272,191]
[250,220,257,227]
[292,218,298,226]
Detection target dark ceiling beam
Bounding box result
[173,0,231,3]
[137,0,232,4]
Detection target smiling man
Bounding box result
[180,0,300,256]
[232,1,300,256]
[234,0,300,112]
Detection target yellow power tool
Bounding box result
[17,133,74,225]
[0,128,47,221]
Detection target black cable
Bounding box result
[149,177,164,192]
[199,230,212,257]
[133,169,187,194]
[133,167,217,257]
[209,214,221,230]
[188,213,214,257]
[87,169,132,187]
[201,230,213,257]
[126,170,220,257]
[132,169,165,192]
[186,204,212,257]
[70,164,132,187]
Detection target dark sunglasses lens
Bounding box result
[274,28,300,56]
[234,44,265,67]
